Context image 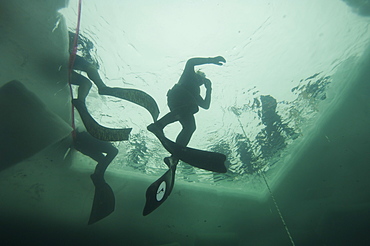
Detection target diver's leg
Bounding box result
[84,64,107,92]
[73,55,107,91]
[157,111,181,128]
[71,72,92,103]
[91,146,118,184]
[177,114,196,147]
[74,131,118,184]
[150,97,198,131]
[147,109,183,136]
[164,113,196,167]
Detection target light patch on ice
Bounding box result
[60,0,370,192]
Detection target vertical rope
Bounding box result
[260,172,296,246]
[68,0,82,139]
[233,111,295,245]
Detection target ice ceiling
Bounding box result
[60,0,370,192]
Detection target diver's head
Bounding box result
[195,70,207,86]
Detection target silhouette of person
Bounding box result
[147,56,226,167]
[256,95,298,160]
[68,32,118,184]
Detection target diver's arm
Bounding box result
[179,56,226,84]
[185,56,226,69]
[197,79,212,109]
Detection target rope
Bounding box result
[260,172,296,246]
[68,0,82,139]
[233,111,295,245]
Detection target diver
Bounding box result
[68,31,120,172]
[147,56,226,167]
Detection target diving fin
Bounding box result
[143,164,177,216]
[72,99,132,141]
[99,87,160,121]
[88,180,116,225]
[147,124,227,173]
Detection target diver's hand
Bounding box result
[204,79,212,90]
[212,56,226,65]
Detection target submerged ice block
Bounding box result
[0,80,72,170]
[0,0,72,169]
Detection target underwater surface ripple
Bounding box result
[61,0,370,192]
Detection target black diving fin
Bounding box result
[143,163,177,216]
[88,180,116,225]
[72,99,132,141]
[99,87,160,122]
